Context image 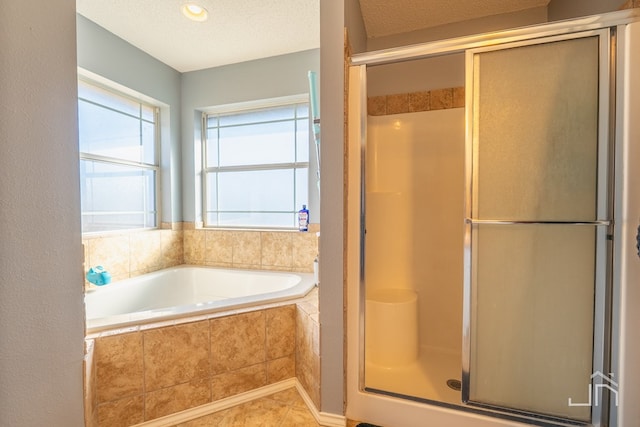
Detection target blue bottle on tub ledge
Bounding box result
[298,205,309,231]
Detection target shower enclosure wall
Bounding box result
[347,10,640,427]
[363,55,466,406]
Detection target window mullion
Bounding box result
[201,113,208,227]
[294,105,298,220]
[80,152,159,171]
[204,162,308,174]
[216,116,221,226]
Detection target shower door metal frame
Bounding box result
[350,10,640,427]
[356,63,368,393]
[461,29,614,427]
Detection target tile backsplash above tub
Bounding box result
[82,225,184,289]
[82,222,319,289]
[183,224,319,273]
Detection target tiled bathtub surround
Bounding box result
[183,224,320,273]
[368,86,465,116]
[82,224,184,289]
[91,305,300,426]
[296,295,321,409]
[84,224,320,425]
[84,340,98,427]
[82,223,320,290]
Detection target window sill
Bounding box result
[81,227,160,239]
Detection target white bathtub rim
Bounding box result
[85,265,315,334]
[84,265,303,296]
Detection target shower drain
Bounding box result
[446,379,462,391]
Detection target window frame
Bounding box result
[201,94,310,230]
[78,76,161,234]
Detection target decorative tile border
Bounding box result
[367,86,465,116]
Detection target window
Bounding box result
[78,79,159,233]
[203,98,309,228]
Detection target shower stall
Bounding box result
[362,54,466,407]
[346,10,640,427]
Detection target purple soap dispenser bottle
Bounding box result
[298,205,309,231]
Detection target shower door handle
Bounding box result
[464,218,611,226]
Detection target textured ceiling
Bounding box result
[358,0,551,38]
[76,0,320,72]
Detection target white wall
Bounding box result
[180,49,320,224]
[0,0,85,425]
[365,109,465,355]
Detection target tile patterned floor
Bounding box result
[171,388,320,427]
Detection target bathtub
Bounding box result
[85,265,315,333]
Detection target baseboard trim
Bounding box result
[293,382,347,427]
[319,410,349,427]
[132,378,297,427]
[131,378,347,427]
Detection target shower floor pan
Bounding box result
[365,346,462,406]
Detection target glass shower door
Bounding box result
[463,30,611,424]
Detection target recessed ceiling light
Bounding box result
[181,2,208,22]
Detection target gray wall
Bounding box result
[180,49,320,224]
[319,0,346,415]
[616,19,640,427]
[367,54,466,96]
[76,14,183,223]
[367,7,548,51]
[548,0,626,21]
[346,0,367,54]
[0,0,85,424]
